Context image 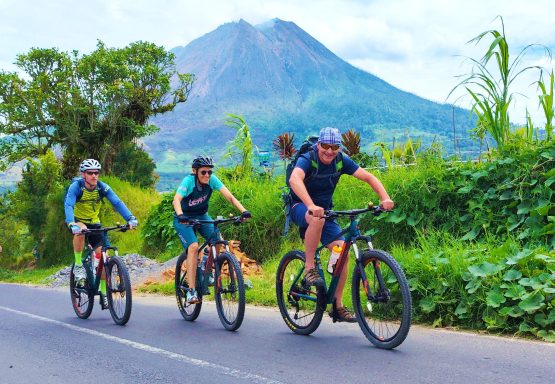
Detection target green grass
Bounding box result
[0,265,65,284]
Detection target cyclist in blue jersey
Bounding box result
[173,155,251,304]
[64,159,138,307]
[289,127,394,322]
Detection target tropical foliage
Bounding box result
[0,41,195,177]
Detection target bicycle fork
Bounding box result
[353,242,389,313]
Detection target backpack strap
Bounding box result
[305,150,344,181]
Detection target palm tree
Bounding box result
[273,133,296,172]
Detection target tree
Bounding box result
[112,142,159,188]
[11,151,63,244]
[0,41,195,177]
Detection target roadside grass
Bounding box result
[0,265,65,284]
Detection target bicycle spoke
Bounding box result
[276,251,324,334]
[353,250,411,349]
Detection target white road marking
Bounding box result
[0,305,285,384]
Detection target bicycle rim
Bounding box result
[352,250,411,349]
[175,251,202,321]
[215,252,245,331]
[276,251,324,335]
[107,256,132,325]
[69,264,94,319]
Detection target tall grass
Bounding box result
[450,16,545,149]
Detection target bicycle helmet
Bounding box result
[192,155,214,169]
[79,159,102,172]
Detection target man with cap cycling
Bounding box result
[64,159,138,308]
[289,127,394,322]
[172,155,251,304]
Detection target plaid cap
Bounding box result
[318,127,342,146]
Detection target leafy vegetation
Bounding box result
[0,41,195,181]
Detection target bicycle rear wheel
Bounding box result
[214,252,245,331]
[106,256,132,325]
[175,251,202,321]
[275,250,325,335]
[352,249,411,349]
[69,264,94,319]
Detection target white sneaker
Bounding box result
[186,289,199,304]
[73,265,86,286]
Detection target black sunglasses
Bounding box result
[200,170,213,176]
[320,143,340,151]
[85,171,100,176]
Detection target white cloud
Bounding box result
[2,0,554,123]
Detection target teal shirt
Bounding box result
[176,174,224,216]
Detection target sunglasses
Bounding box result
[320,143,340,151]
[199,170,213,176]
[85,171,100,176]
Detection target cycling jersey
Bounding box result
[64,179,133,224]
[291,150,359,209]
[176,174,224,216]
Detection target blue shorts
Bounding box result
[173,213,215,249]
[290,203,344,246]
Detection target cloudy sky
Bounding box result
[2,0,554,124]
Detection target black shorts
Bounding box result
[80,223,105,249]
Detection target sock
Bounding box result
[100,279,106,295]
[74,252,82,266]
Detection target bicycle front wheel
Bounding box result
[106,256,132,325]
[275,250,325,335]
[69,264,94,319]
[352,249,411,349]
[175,251,202,321]
[214,251,245,331]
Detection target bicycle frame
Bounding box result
[185,216,241,295]
[79,225,127,296]
[292,208,386,306]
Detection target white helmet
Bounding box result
[79,159,102,172]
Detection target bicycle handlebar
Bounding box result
[80,224,130,234]
[310,203,391,219]
[180,215,246,227]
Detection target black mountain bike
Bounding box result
[175,215,246,331]
[276,205,412,349]
[69,225,132,325]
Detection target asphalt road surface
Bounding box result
[0,283,553,384]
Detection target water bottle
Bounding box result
[200,254,208,271]
[93,251,101,270]
[327,244,342,274]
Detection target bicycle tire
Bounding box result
[106,256,132,325]
[175,251,202,321]
[214,251,245,331]
[275,250,325,335]
[352,249,411,349]
[69,264,94,319]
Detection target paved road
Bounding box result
[0,283,553,384]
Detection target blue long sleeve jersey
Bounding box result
[64,179,133,225]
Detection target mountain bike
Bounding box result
[69,224,133,326]
[175,215,246,331]
[276,204,412,349]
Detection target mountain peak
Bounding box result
[150,18,473,166]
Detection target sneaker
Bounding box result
[329,305,357,323]
[186,289,199,304]
[100,294,109,310]
[73,265,86,287]
[304,268,324,288]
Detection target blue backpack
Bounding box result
[64,177,109,203]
